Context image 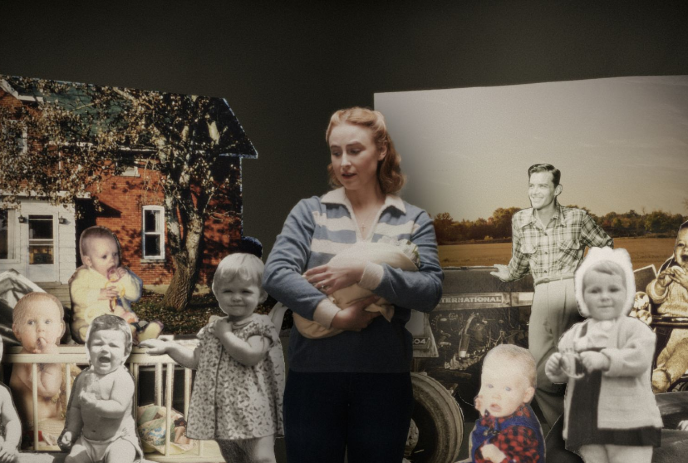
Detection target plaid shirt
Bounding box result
[504,203,613,282]
[474,405,543,463]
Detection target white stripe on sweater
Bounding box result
[375,221,417,237]
[312,211,356,232]
[310,239,355,255]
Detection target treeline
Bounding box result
[434,207,687,245]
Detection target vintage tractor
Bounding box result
[405,266,534,463]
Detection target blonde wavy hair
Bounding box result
[326,107,405,195]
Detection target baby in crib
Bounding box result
[10,292,67,430]
[59,315,143,463]
[299,237,420,338]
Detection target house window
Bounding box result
[1,121,28,155]
[0,209,16,260]
[28,215,54,264]
[119,165,140,177]
[142,206,165,259]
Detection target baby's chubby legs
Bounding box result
[578,444,652,463]
[216,435,276,463]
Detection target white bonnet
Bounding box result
[574,247,635,318]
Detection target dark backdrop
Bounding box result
[1,1,687,254]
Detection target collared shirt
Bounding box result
[504,203,613,282]
[312,188,408,326]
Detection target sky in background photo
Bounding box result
[375,75,688,221]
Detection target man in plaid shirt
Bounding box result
[492,163,612,428]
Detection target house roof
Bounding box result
[1,75,257,159]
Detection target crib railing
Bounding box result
[5,342,224,462]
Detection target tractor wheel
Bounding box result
[409,372,464,463]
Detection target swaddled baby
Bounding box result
[294,237,419,339]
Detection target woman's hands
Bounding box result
[305,257,366,295]
[331,296,380,331]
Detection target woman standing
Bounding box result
[263,107,443,463]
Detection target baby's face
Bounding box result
[83,236,120,278]
[14,299,64,353]
[675,229,688,270]
[213,278,262,322]
[583,270,626,321]
[88,329,127,375]
[479,358,534,418]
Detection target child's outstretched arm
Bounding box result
[0,387,20,462]
[212,319,270,367]
[140,339,200,370]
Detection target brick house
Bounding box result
[0,77,256,289]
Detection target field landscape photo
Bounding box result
[375,76,688,273]
[438,237,676,271]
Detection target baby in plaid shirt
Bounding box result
[469,344,545,463]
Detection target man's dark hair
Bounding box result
[527,163,561,187]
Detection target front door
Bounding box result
[25,214,58,282]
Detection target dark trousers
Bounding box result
[283,370,414,463]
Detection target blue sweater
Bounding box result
[263,188,443,373]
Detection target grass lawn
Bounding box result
[439,237,675,270]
